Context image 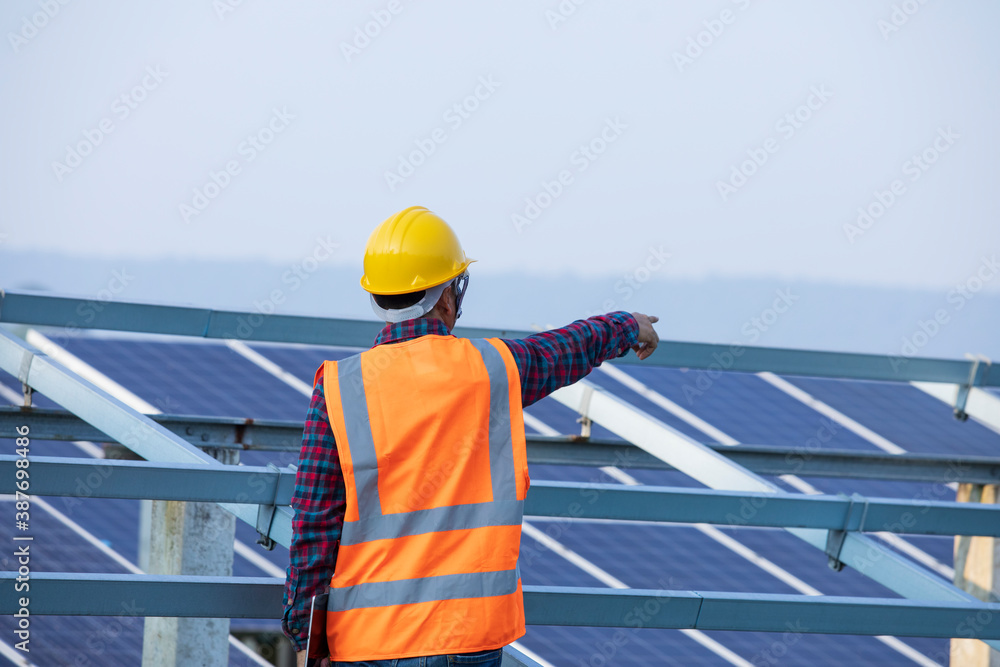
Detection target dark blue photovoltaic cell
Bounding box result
[621,468,710,488]
[0,499,144,666]
[585,369,730,443]
[524,396,619,440]
[517,528,729,665]
[546,521,944,665]
[527,466,953,599]
[53,495,286,580]
[598,366,877,450]
[527,464,705,490]
[57,338,311,422]
[0,368,19,394]
[234,520,290,577]
[52,496,285,639]
[1,370,105,458]
[590,366,959,609]
[522,519,937,665]
[1,433,105,460]
[55,496,140,563]
[249,343,359,384]
[784,376,1000,457]
[521,626,720,667]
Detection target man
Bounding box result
[283,206,659,666]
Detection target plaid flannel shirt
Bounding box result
[281,311,639,650]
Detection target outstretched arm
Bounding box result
[502,311,659,407]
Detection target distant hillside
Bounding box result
[2,250,998,361]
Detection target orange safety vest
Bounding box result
[315,334,530,661]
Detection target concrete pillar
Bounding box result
[142,447,238,667]
[950,483,1000,667]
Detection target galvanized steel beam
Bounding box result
[522,586,1000,639]
[0,407,299,451]
[0,455,296,505]
[3,573,999,640]
[501,645,544,667]
[0,572,281,618]
[524,481,1000,537]
[2,290,996,385]
[8,455,1000,538]
[6,406,1000,484]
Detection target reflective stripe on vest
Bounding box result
[330,567,521,611]
[320,335,528,660]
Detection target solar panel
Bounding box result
[6,333,985,665]
[598,366,877,450]
[248,343,359,383]
[783,376,1000,457]
[56,338,310,422]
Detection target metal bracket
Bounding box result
[17,349,33,384]
[825,493,870,572]
[17,348,35,408]
[825,530,848,572]
[576,385,594,439]
[954,355,991,421]
[255,463,282,551]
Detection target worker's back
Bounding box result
[317,334,528,661]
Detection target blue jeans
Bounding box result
[332,648,503,666]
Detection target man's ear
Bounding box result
[428,285,454,321]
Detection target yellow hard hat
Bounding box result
[360,206,475,295]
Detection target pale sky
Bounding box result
[2,1,999,293]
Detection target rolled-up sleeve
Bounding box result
[501,311,639,407]
[282,371,345,652]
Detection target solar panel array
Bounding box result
[2,330,997,666]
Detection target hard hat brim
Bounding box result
[360,258,476,295]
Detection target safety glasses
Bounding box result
[452,271,470,319]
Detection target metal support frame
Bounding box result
[0,328,293,548]
[5,291,1000,654]
[0,573,282,618]
[954,355,992,421]
[6,406,1000,484]
[549,379,1000,651]
[7,455,1000,537]
[501,645,542,667]
[0,455,295,504]
[255,462,284,550]
[3,289,998,385]
[4,573,1000,640]
[824,493,870,571]
[825,530,848,572]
